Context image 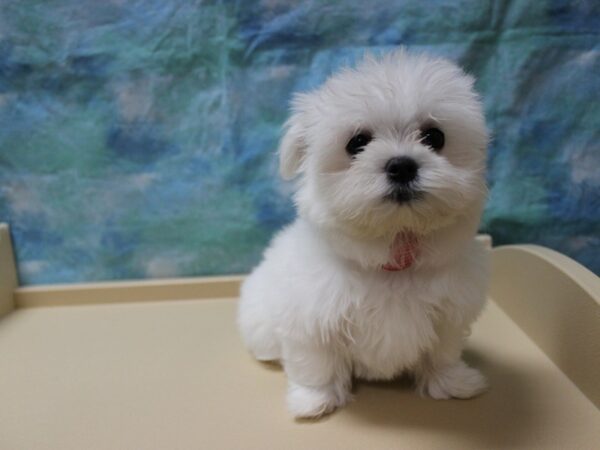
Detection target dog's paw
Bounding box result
[286,382,351,419]
[419,361,488,400]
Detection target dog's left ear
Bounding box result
[278,114,307,180]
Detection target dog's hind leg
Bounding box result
[237,276,281,361]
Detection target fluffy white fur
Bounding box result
[238,50,490,419]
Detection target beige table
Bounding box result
[1,224,599,449]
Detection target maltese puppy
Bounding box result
[238,50,489,419]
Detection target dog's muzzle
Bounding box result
[385,188,423,204]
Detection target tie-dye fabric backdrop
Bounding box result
[1,1,598,285]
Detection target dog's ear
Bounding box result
[278,114,307,180]
[279,93,311,180]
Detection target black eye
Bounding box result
[420,127,445,152]
[346,132,373,157]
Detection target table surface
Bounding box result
[0,298,598,450]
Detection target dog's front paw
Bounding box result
[418,361,488,400]
[286,382,350,419]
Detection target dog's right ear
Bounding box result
[278,113,307,180]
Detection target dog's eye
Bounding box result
[420,127,445,152]
[346,132,373,157]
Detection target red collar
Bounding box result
[382,231,420,271]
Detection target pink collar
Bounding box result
[382,231,420,271]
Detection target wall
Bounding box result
[1,0,598,285]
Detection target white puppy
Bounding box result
[238,50,489,419]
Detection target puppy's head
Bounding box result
[280,50,488,238]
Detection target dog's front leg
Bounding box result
[282,339,352,418]
[415,321,488,400]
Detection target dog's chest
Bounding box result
[344,278,439,380]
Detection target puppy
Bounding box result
[238,50,489,419]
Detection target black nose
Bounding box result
[385,156,419,184]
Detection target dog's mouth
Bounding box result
[384,188,424,205]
